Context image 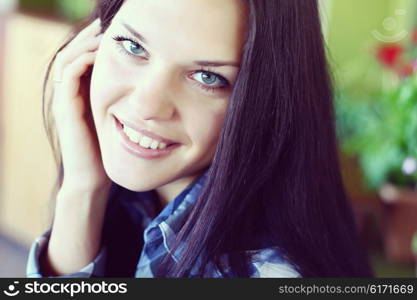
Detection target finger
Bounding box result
[55,34,102,77]
[54,19,102,79]
[72,18,102,43]
[60,51,97,98]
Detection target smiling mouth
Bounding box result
[114,116,179,150]
[121,123,173,149]
[115,117,181,158]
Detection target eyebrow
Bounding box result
[121,22,148,44]
[120,21,239,68]
[193,60,239,68]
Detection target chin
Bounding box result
[101,160,156,192]
[109,172,158,192]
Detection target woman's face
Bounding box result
[90,0,247,200]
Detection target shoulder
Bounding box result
[209,247,301,278]
[247,247,301,278]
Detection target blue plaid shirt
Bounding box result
[26,170,300,278]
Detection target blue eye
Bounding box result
[122,40,145,56]
[112,35,230,94]
[112,35,147,58]
[191,71,229,91]
[196,72,219,85]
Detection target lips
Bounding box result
[114,116,181,159]
[114,115,178,146]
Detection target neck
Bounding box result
[155,172,203,207]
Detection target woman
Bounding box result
[26,0,373,277]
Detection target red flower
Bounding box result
[376,44,403,67]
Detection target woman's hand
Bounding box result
[52,19,110,193]
[42,19,113,276]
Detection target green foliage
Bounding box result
[18,0,93,22]
[336,75,417,190]
[56,0,94,22]
[18,0,58,15]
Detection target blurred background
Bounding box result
[1,0,417,277]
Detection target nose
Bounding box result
[128,65,176,121]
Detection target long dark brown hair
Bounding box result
[43,0,374,277]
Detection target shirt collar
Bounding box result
[143,169,209,236]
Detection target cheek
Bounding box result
[188,107,227,151]
[90,40,127,109]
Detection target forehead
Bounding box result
[113,0,248,62]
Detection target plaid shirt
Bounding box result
[26,170,300,278]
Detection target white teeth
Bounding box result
[150,140,159,150]
[139,136,152,148]
[122,124,169,149]
[123,126,140,143]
